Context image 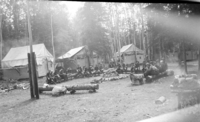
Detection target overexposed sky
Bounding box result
[60,1,84,19]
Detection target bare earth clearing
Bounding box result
[0,62,199,122]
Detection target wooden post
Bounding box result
[26,1,35,98]
[32,52,39,99]
[28,53,35,98]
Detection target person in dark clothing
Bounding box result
[79,66,83,74]
[135,61,140,73]
[131,64,135,73]
[116,64,122,74]
[93,65,99,76]
[75,65,83,78]
[46,70,54,84]
[125,64,128,73]
[84,67,90,77]
[144,63,159,78]
[94,65,98,71]
[59,67,68,81]
[122,63,126,73]
[88,65,93,75]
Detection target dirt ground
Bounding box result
[0,62,199,122]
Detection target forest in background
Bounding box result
[0,1,200,63]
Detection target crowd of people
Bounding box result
[46,64,104,84]
[143,59,168,78]
[109,59,168,77]
[46,58,168,84]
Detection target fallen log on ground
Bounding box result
[66,84,99,93]
[39,84,99,94]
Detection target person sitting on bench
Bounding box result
[116,64,122,74]
[159,60,168,73]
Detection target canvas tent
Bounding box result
[58,46,85,59]
[116,44,144,64]
[58,46,101,69]
[58,46,89,69]
[2,43,54,79]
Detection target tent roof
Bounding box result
[120,44,143,53]
[2,43,53,68]
[114,44,144,57]
[58,46,85,59]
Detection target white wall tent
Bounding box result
[2,43,54,80]
[58,46,102,69]
[58,46,89,68]
[116,44,144,64]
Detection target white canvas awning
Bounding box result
[2,43,54,68]
[58,46,85,59]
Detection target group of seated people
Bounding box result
[115,59,168,76]
[142,59,168,78]
[46,64,103,84]
[116,63,129,74]
[46,66,69,84]
[75,65,103,78]
[115,61,140,74]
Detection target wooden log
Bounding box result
[38,84,99,94]
[66,84,99,91]
[38,86,54,93]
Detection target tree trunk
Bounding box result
[152,43,155,61]
[159,38,162,60]
[140,32,142,50]
[146,32,150,61]
[12,0,20,39]
[198,47,200,71]
[0,11,3,68]
[133,24,136,45]
[183,41,187,74]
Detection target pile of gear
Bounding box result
[0,79,29,93]
[102,68,119,78]
[91,68,129,84]
[102,74,129,81]
[170,74,200,109]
